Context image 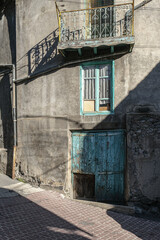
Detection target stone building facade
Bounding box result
[0,0,160,205]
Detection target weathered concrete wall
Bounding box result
[15,0,160,197]
[0,0,160,203]
[127,112,160,203]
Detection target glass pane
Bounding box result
[99,78,110,99]
[99,100,110,111]
[84,79,95,100]
[99,65,111,77]
[83,66,96,78]
[84,100,95,112]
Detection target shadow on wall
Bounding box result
[91,61,160,127]
[0,75,13,176]
[0,0,16,64]
[25,28,62,77]
[0,187,92,240]
[71,61,160,203]
[16,28,64,81]
[94,61,160,203]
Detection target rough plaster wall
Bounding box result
[16,0,64,79]
[14,0,160,200]
[125,1,160,202]
[127,113,160,202]
[114,0,160,112]
[16,70,69,187]
[17,117,68,188]
[57,0,83,11]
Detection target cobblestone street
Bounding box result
[0,189,160,240]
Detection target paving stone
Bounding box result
[0,190,160,239]
[0,174,160,239]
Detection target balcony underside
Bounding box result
[58,36,135,50]
[58,36,135,59]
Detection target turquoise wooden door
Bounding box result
[72,132,96,174]
[95,131,125,202]
[72,130,125,202]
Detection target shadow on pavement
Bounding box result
[0,187,92,240]
[107,210,160,240]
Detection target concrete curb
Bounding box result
[0,174,44,198]
[74,199,135,216]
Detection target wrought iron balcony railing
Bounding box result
[56,2,134,44]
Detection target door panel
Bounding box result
[96,173,124,202]
[72,130,125,202]
[72,133,96,174]
[95,131,125,202]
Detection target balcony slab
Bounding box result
[58,36,135,51]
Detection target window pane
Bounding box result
[99,100,110,111]
[84,79,95,99]
[83,66,96,78]
[84,100,95,112]
[83,66,96,100]
[99,78,110,99]
[99,65,111,77]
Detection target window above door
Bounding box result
[80,61,114,115]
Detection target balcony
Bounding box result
[56,1,135,58]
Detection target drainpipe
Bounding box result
[12,64,17,179]
[0,64,17,179]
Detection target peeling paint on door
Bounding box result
[72,130,125,202]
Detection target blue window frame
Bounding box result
[80,61,114,116]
